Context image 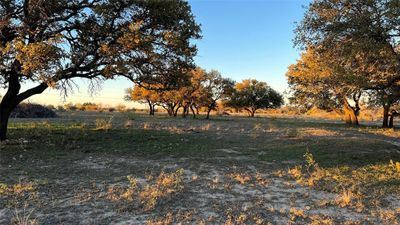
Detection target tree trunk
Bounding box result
[174,106,180,117]
[244,108,255,117]
[150,105,155,116]
[147,100,153,115]
[0,63,48,140]
[206,107,212,119]
[0,106,12,141]
[343,98,359,126]
[382,104,390,128]
[190,105,196,119]
[250,110,255,117]
[0,86,48,140]
[389,110,399,128]
[167,107,173,116]
[389,115,394,128]
[182,105,188,118]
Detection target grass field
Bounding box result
[1,112,400,224]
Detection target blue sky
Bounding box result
[190,0,310,91]
[20,0,311,107]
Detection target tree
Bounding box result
[0,0,200,140]
[199,70,235,119]
[125,84,181,116]
[295,0,400,127]
[125,85,160,115]
[125,68,235,119]
[227,79,283,117]
[367,86,400,128]
[178,67,207,118]
[125,68,206,117]
[286,47,363,125]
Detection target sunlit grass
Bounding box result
[105,169,185,212]
[1,111,400,224]
[286,151,400,214]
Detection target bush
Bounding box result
[81,102,100,111]
[64,103,77,111]
[95,118,113,131]
[11,103,57,118]
[115,104,127,112]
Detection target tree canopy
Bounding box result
[286,47,362,125]
[0,0,201,140]
[292,0,400,127]
[125,68,234,119]
[227,79,283,117]
[199,70,235,119]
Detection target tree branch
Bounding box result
[15,83,48,105]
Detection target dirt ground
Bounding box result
[1,112,400,224]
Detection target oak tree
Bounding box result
[227,79,283,117]
[200,70,235,119]
[286,47,362,125]
[0,0,200,140]
[125,84,160,115]
[295,0,400,127]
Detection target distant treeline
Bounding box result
[59,103,131,113]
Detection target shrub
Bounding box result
[64,103,77,111]
[81,102,100,111]
[11,103,57,118]
[56,105,66,112]
[95,118,113,131]
[115,104,127,112]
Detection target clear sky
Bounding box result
[11,0,311,107]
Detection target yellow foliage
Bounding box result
[228,173,251,185]
[308,215,334,225]
[14,38,62,76]
[0,182,35,196]
[139,169,184,211]
[288,166,303,181]
[336,189,355,207]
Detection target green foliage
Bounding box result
[286,48,343,111]
[0,0,201,140]
[125,68,234,118]
[293,0,400,126]
[199,70,235,116]
[227,79,283,117]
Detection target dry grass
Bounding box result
[336,189,356,208]
[289,207,306,221]
[0,181,38,225]
[285,128,303,138]
[299,128,338,137]
[3,111,400,224]
[0,182,35,197]
[228,173,251,185]
[308,215,335,225]
[140,169,184,211]
[105,169,185,212]
[374,209,400,225]
[94,117,113,131]
[287,151,400,215]
[366,128,400,138]
[12,206,37,225]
